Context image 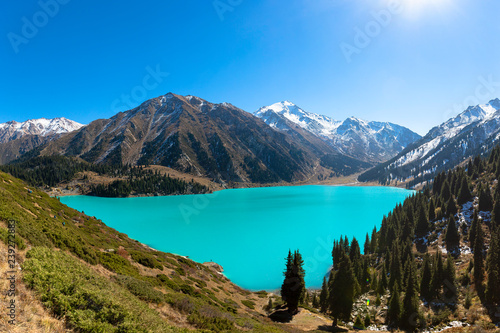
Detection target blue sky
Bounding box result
[2,0,500,135]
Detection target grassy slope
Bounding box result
[0,171,297,332]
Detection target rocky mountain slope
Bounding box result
[0,118,84,164]
[31,93,370,184]
[359,98,500,186]
[255,101,421,163]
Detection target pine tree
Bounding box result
[443,255,457,306]
[473,221,485,291]
[386,285,401,328]
[415,204,430,238]
[445,215,460,256]
[312,294,319,309]
[401,260,422,331]
[441,180,452,203]
[446,197,458,216]
[378,265,388,295]
[431,252,444,298]
[329,254,356,325]
[492,200,500,230]
[389,243,403,293]
[364,233,371,254]
[266,298,273,312]
[319,276,329,313]
[457,177,473,205]
[486,228,500,304]
[370,226,378,254]
[420,254,432,302]
[428,198,436,221]
[478,183,493,211]
[281,250,305,314]
[469,210,479,249]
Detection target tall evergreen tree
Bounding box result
[441,180,452,203]
[473,221,485,291]
[486,228,500,304]
[364,233,371,254]
[378,265,388,295]
[478,183,493,211]
[401,260,422,331]
[389,243,403,293]
[386,286,401,328]
[370,226,378,254]
[445,215,460,256]
[428,198,436,221]
[443,255,458,306]
[319,276,329,313]
[329,253,356,326]
[281,250,305,314]
[420,254,432,302]
[492,200,500,230]
[431,252,444,298]
[446,197,458,216]
[469,210,479,249]
[457,177,473,205]
[415,204,430,238]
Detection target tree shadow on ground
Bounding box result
[315,325,348,332]
[269,309,294,323]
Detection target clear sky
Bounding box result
[2,0,500,135]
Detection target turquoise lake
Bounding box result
[60,185,413,290]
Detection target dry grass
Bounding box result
[0,242,68,333]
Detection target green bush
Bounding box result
[130,251,163,270]
[98,252,139,276]
[354,315,365,329]
[180,284,196,296]
[241,300,255,309]
[156,273,181,291]
[187,306,235,332]
[23,247,177,332]
[114,275,165,304]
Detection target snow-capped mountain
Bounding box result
[359,98,500,185]
[255,101,421,163]
[31,93,370,183]
[0,117,85,164]
[0,117,84,144]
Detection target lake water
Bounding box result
[60,185,413,290]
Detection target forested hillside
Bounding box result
[0,156,209,197]
[305,146,500,330]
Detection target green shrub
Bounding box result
[187,306,235,332]
[130,251,163,270]
[354,315,365,329]
[98,252,138,276]
[22,247,176,332]
[180,284,196,296]
[241,300,255,309]
[156,273,180,292]
[113,275,165,304]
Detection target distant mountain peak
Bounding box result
[255,102,421,163]
[0,117,84,144]
[359,97,500,186]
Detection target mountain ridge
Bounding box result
[28,93,370,184]
[359,98,500,186]
[254,101,421,163]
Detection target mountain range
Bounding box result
[14,93,375,184]
[0,118,84,164]
[3,95,500,189]
[254,101,421,163]
[359,98,500,186]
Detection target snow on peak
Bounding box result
[0,117,85,144]
[254,102,421,162]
